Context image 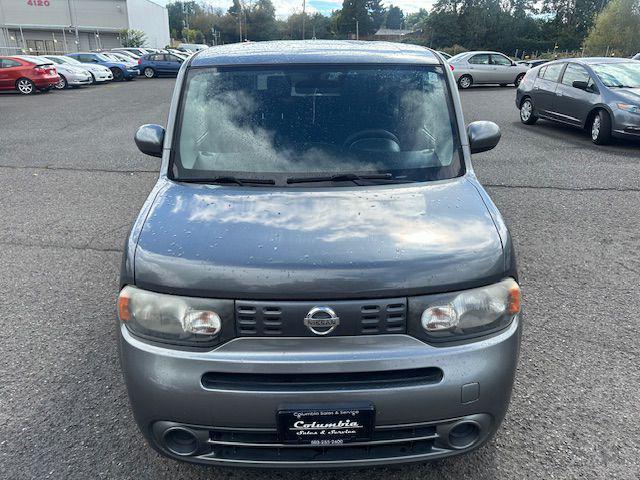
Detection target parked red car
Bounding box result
[0,56,60,94]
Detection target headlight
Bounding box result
[408,278,521,343]
[117,286,234,347]
[617,103,640,114]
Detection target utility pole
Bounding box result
[355,19,359,40]
[302,0,306,40]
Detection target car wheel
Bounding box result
[519,98,538,125]
[111,67,124,81]
[16,78,35,95]
[54,75,68,90]
[89,72,96,84]
[458,75,473,89]
[590,110,612,145]
[143,67,156,78]
[514,73,525,87]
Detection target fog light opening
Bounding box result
[163,427,199,456]
[448,421,481,449]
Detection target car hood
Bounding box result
[133,177,506,300]
[611,87,640,103]
[82,63,109,73]
[61,65,89,74]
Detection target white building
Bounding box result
[0,0,170,55]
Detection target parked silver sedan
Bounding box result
[43,55,113,84]
[449,51,529,89]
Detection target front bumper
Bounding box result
[67,74,92,86]
[612,109,640,139]
[119,316,522,468]
[92,71,113,82]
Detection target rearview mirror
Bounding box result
[467,121,501,154]
[572,80,588,90]
[135,124,165,158]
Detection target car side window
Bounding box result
[537,66,547,78]
[168,55,181,62]
[469,54,490,65]
[561,64,591,88]
[0,59,21,68]
[491,55,512,66]
[542,63,564,82]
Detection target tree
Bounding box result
[385,5,404,29]
[583,0,640,56]
[337,0,386,37]
[405,8,429,30]
[166,1,203,40]
[248,0,278,41]
[119,29,146,47]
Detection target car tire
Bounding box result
[519,97,538,125]
[16,78,35,95]
[590,109,612,145]
[458,75,473,89]
[111,67,124,81]
[89,72,96,84]
[514,73,525,87]
[143,67,156,78]
[54,75,68,90]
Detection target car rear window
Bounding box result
[173,64,462,185]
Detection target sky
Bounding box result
[154,1,432,19]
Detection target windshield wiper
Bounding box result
[181,176,275,186]
[286,173,394,184]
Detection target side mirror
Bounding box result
[572,80,588,90]
[135,124,165,158]
[467,121,501,154]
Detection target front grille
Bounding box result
[201,367,443,391]
[153,414,492,465]
[235,298,407,337]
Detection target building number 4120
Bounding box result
[27,0,51,6]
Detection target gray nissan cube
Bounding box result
[118,40,522,469]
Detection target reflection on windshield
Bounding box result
[593,63,640,88]
[175,65,460,184]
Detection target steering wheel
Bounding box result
[343,129,401,152]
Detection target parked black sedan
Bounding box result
[516,57,640,144]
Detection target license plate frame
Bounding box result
[277,403,375,445]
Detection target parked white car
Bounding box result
[449,51,529,89]
[112,47,151,57]
[177,43,208,53]
[43,55,113,83]
[101,52,138,68]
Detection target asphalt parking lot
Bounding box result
[1,79,639,480]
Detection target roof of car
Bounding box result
[190,40,440,67]
[552,57,634,65]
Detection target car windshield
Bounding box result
[95,53,111,62]
[174,65,461,185]
[58,56,81,65]
[592,62,640,88]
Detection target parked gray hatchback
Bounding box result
[516,57,640,144]
[118,40,522,468]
